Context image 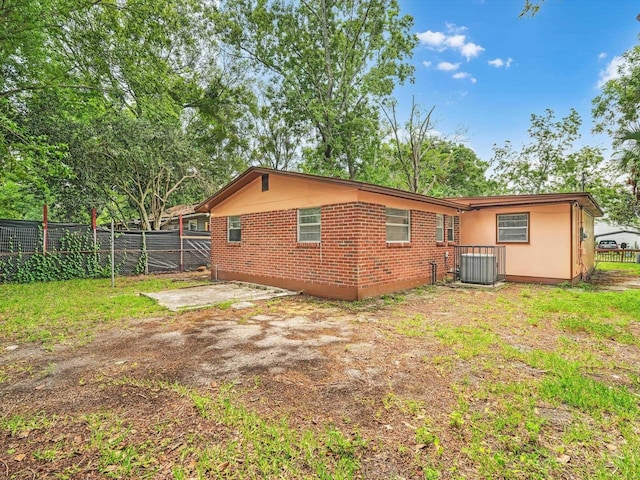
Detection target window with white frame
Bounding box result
[386,208,410,242]
[188,219,198,231]
[447,216,455,242]
[497,213,529,243]
[435,214,444,242]
[298,207,321,242]
[228,215,241,242]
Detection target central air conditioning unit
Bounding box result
[460,253,497,285]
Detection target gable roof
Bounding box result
[448,193,604,217]
[195,167,470,213]
[196,167,605,218]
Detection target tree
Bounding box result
[380,97,495,197]
[0,0,74,217]
[382,98,439,194]
[520,1,546,17]
[73,113,210,230]
[221,0,417,179]
[434,142,498,197]
[2,0,251,224]
[592,43,640,226]
[251,104,304,171]
[617,128,640,198]
[491,108,586,194]
[491,107,635,225]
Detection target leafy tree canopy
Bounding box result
[220,0,417,179]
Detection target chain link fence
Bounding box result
[0,219,211,283]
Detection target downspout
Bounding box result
[578,204,585,280]
[569,202,573,283]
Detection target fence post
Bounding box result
[91,208,97,248]
[141,230,148,275]
[42,204,48,254]
[179,214,184,273]
[110,219,115,288]
[91,208,97,264]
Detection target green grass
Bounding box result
[524,287,640,345]
[0,411,55,436]
[0,276,209,345]
[1,379,368,479]
[111,379,366,479]
[596,261,640,274]
[386,280,640,479]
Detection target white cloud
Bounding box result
[488,57,513,68]
[598,56,627,87]
[416,24,484,61]
[445,34,466,49]
[460,42,485,60]
[453,72,477,83]
[422,60,432,68]
[437,61,460,72]
[598,52,607,60]
[452,72,470,79]
[445,22,467,34]
[417,30,447,49]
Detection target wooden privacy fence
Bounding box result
[595,249,640,264]
[0,218,211,283]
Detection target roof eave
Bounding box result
[196,167,471,212]
[451,193,604,217]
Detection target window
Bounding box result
[228,215,241,242]
[298,207,321,242]
[188,219,198,231]
[386,208,410,242]
[497,213,529,243]
[436,214,444,242]
[447,216,455,242]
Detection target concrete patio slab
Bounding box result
[143,282,298,311]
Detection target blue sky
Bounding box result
[394,0,640,163]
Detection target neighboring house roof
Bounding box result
[448,193,604,217]
[195,167,472,213]
[164,204,197,218]
[594,229,640,238]
[161,204,209,223]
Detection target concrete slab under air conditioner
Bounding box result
[448,281,507,291]
[143,282,299,311]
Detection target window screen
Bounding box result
[298,207,321,242]
[497,213,529,243]
[228,216,241,242]
[386,208,410,242]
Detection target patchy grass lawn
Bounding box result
[0,273,210,346]
[1,265,639,479]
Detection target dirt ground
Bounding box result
[1,271,638,479]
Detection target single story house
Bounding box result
[115,204,211,231]
[160,204,211,232]
[196,168,603,300]
[450,194,602,284]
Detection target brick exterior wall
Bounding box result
[210,201,459,300]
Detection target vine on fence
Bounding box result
[134,232,148,275]
[0,229,114,283]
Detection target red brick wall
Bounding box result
[210,201,458,299]
[355,204,456,296]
